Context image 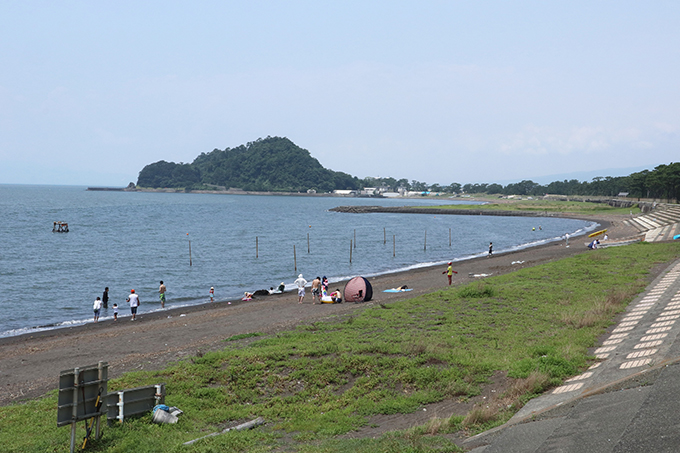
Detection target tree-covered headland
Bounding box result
[137,137,679,201]
[137,137,360,192]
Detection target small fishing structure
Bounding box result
[53,221,69,233]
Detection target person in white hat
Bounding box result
[209,287,214,303]
[294,274,307,304]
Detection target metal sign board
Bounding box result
[106,384,165,423]
[57,362,108,427]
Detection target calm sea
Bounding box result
[0,185,596,337]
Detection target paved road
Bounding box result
[465,258,680,453]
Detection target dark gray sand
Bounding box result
[0,215,639,408]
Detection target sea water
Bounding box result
[0,185,596,337]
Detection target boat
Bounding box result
[588,229,607,238]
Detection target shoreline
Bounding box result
[0,216,630,407]
[1,219,598,341]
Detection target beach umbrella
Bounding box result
[344,276,373,303]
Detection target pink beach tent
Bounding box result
[343,276,373,303]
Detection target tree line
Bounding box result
[362,162,680,201]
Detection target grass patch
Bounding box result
[428,199,641,216]
[223,332,263,342]
[1,242,678,452]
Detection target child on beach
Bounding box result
[209,287,214,302]
[442,262,458,285]
[93,297,102,322]
[113,303,118,321]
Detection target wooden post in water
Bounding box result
[384,227,386,244]
[256,236,258,258]
[294,245,297,273]
[187,233,192,266]
[449,228,451,247]
[350,240,353,263]
[307,232,310,254]
[354,229,356,248]
[424,230,427,251]
[393,235,396,257]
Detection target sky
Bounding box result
[1,1,678,187]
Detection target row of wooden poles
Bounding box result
[249,228,454,273]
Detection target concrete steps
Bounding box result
[622,203,680,242]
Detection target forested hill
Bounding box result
[136,137,360,192]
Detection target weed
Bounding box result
[458,283,496,298]
[463,405,499,427]
[224,332,263,342]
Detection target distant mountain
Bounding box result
[136,137,360,192]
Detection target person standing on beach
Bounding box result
[113,303,118,321]
[311,277,321,303]
[294,274,307,304]
[102,287,109,309]
[159,281,166,308]
[442,262,457,285]
[93,296,102,322]
[488,242,493,257]
[209,287,214,302]
[127,289,140,321]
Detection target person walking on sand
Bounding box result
[102,287,109,309]
[311,276,321,303]
[488,242,493,257]
[93,296,102,322]
[442,262,458,285]
[127,289,140,321]
[159,281,166,308]
[294,274,307,304]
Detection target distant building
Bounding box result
[618,192,629,197]
[333,189,357,195]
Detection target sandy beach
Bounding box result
[0,214,638,408]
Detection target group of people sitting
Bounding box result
[242,280,343,304]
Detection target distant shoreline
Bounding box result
[86,186,387,197]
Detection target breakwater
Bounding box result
[330,205,560,217]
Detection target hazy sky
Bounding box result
[1,1,678,186]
